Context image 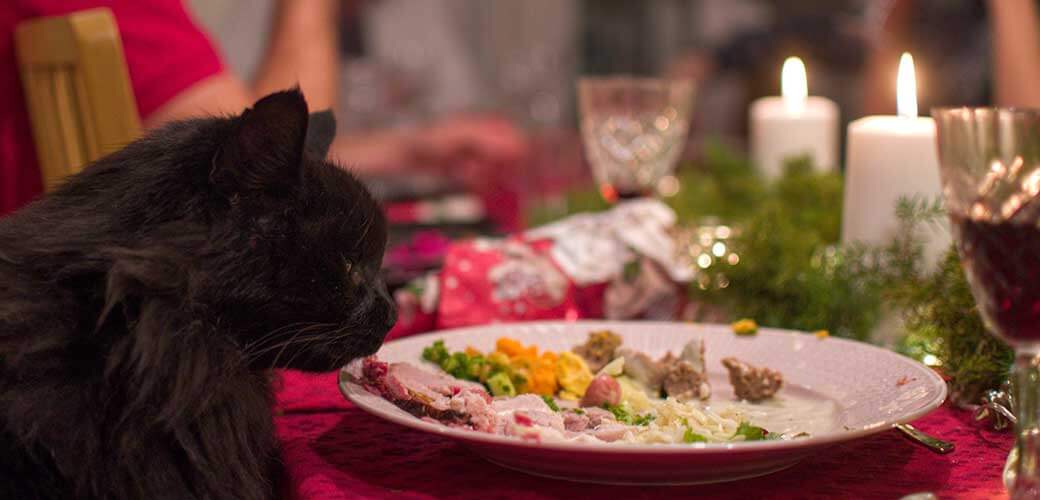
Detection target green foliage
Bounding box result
[682,151,877,340]
[892,247,1013,404]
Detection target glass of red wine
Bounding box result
[577,77,695,202]
[934,107,1040,498]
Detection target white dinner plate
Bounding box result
[339,320,947,484]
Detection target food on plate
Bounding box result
[721,357,784,402]
[580,374,622,407]
[663,360,711,401]
[573,330,623,372]
[347,329,807,446]
[731,318,759,336]
[615,348,667,389]
[346,355,782,445]
[615,339,711,401]
[555,351,594,399]
[346,357,496,431]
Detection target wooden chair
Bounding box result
[15,7,141,191]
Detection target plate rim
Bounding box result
[340,320,948,454]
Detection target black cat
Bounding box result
[0,89,395,499]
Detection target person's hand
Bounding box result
[411,115,530,187]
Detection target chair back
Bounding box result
[15,7,141,191]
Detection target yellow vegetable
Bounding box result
[465,346,483,357]
[814,330,830,339]
[732,318,759,336]
[556,351,593,397]
[558,390,580,401]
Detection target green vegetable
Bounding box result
[421,340,450,365]
[541,395,560,412]
[487,372,517,397]
[683,428,707,443]
[733,422,769,441]
[571,408,585,415]
[603,404,655,426]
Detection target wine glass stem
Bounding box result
[1012,349,1040,498]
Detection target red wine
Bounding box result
[953,216,1040,343]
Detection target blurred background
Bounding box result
[189,0,990,155]
[177,0,995,288]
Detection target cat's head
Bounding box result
[189,90,395,371]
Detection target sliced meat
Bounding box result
[580,374,622,408]
[452,390,497,432]
[514,410,564,431]
[491,394,554,413]
[346,356,495,431]
[662,360,711,401]
[589,423,630,442]
[581,406,617,427]
[573,330,623,372]
[721,357,783,402]
[562,411,590,432]
[492,394,564,436]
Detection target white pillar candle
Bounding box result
[841,53,949,266]
[750,57,840,179]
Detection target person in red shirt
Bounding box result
[0,0,527,216]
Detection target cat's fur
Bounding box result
[0,89,395,499]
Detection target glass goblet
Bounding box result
[933,107,1040,498]
[577,77,695,201]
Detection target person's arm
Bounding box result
[251,0,340,111]
[146,0,340,128]
[988,0,1040,107]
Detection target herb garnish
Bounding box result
[541,395,560,412]
[603,404,655,426]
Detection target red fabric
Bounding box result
[0,0,224,215]
[273,369,1013,499]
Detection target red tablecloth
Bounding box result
[273,370,1013,500]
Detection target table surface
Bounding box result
[273,370,1013,500]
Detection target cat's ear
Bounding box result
[305,110,337,159]
[212,88,309,195]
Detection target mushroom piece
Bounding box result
[573,330,623,372]
[662,360,711,401]
[721,357,783,402]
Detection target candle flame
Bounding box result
[897,52,918,118]
[781,56,808,112]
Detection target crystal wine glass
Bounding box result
[933,107,1040,498]
[577,77,695,201]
